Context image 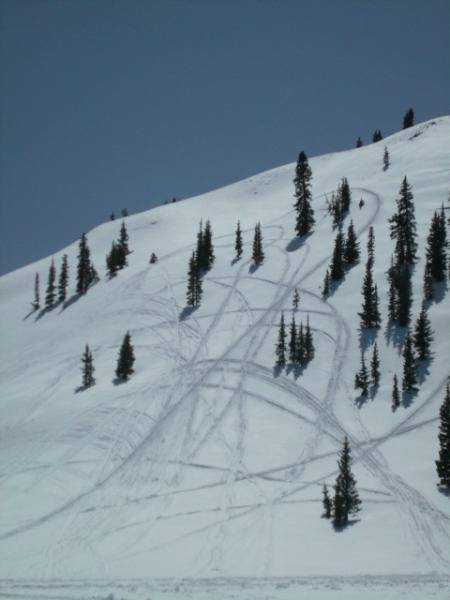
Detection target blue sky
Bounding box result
[0,0,449,275]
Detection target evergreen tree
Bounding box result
[370,342,380,386]
[383,146,390,171]
[76,233,92,295]
[395,263,413,327]
[235,220,243,260]
[293,287,300,310]
[339,177,351,214]
[322,484,332,519]
[392,374,400,410]
[81,344,95,389]
[118,221,130,257]
[296,321,305,366]
[359,260,381,328]
[402,332,418,393]
[372,129,383,143]
[367,226,375,268]
[115,332,135,381]
[288,315,297,364]
[106,242,121,277]
[32,273,40,311]
[344,220,360,266]
[387,256,397,323]
[402,108,415,129]
[322,269,330,299]
[252,222,264,266]
[330,229,345,281]
[45,259,56,308]
[304,315,315,362]
[293,151,315,236]
[389,177,417,265]
[354,352,369,396]
[275,313,287,368]
[121,208,128,217]
[423,265,434,301]
[196,220,205,270]
[413,304,434,360]
[110,212,115,220]
[186,252,202,307]
[333,437,361,526]
[58,254,69,303]
[356,137,363,148]
[436,382,450,488]
[424,209,447,283]
[204,219,215,269]
[88,263,99,287]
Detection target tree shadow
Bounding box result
[384,323,407,353]
[332,518,360,532]
[431,280,448,304]
[355,392,369,409]
[113,377,128,386]
[23,308,37,321]
[417,356,433,385]
[231,257,241,266]
[248,263,262,274]
[179,305,199,321]
[437,485,450,497]
[358,327,378,353]
[285,232,312,253]
[273,364,284,378]
[34,304,59,321]
[59,292,84,312]
[369,384,379,400]
[75,385,86,394]
[328,277,345,296]
[402,389,418,408]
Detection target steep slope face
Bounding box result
[0,118,449,581]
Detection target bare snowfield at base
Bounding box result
[0,118,449,598]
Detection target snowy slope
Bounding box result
[0,117,450,598]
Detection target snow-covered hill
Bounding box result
[1,117,449,599]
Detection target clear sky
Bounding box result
[0,0,449,275]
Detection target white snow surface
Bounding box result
[1,117,450,599]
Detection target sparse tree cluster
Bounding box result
[372,129,383,143]
[359,227,380,329]
[106,222,131,277]
[423,207,447,300]
[196,219,215,272]
[77,233,99,295]
[327,178,351,227]
[276,313,315,371]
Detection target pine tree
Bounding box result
[88,264,99,287]
[402,332,418,393]
[288,315,297,364]
[322,484,332,519]
[367,226,375,267]
[333,437,361,526]
[76,233,91,295]
[387,256,397,323]
[359,260,380,328]
[252,222,264,266]
[293,151,315,236]
[118,221,130,258]
[81,344,95,389]
[372,129,383,143]
[203,219,215,270]
[339,177,351,214]
[32,273,40,311]
[436,382,450,488]
[392,374,400,410]
[402,108,414,129]
[45,259,56,308]
[356,137,363,148]
[354,352,369,396]
[58,254,69,303]
[110,212,115,220]
[344,220,360,266]
[196,220,205,270]
[424,210,447,283]
[115,332,135,381]
[389,177,417,265]
[296,321,305,366]
[370,342,380,386]
[413,304,434,360]
[186,252,202,307]
[322,269,330,299]
[275,313,287,368]
[106,242,121,277]
[383,146,390,171]
[423,265,434,301]
[293,287,300,310]
[395,263,413,327]
[235,220,243,260]
[330,229,345,281]
[304,315,315,362]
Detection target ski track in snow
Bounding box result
[2,141,450,595]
